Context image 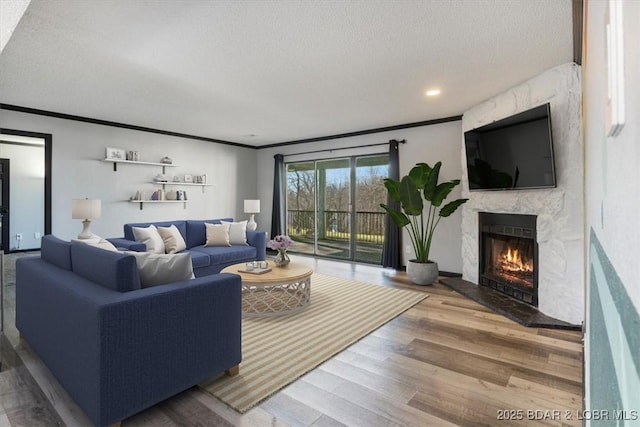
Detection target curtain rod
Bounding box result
[281,139,406,157]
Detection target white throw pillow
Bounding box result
[205,222,231,246]
[126,251,194,288]
[157,224,187,254]
[81,238,119,252]
[132,225,165,254]
[220,220,248,245]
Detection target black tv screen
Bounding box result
[464,103,556,191]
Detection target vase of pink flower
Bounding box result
[267,235,293,267]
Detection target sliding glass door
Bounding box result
[354,155,388,263]
[286,161,316,256]
[317,158,351,259]
[286,154,388,264]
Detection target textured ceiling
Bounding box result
[0,0,573,146]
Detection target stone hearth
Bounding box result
[439,277,580,329]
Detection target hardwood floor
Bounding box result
[1,254,583,426]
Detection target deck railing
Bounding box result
[286,209,385,244]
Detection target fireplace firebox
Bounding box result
[478,212,538,306]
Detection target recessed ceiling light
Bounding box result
[425,89,441,97]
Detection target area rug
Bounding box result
[199,273,428,413]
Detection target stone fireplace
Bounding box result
[478,212,537,306]
[459,63,584,325]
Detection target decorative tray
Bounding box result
[238,268,272,275]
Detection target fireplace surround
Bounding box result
[478,212,538,306]
[460,63,584,325]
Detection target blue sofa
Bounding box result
[108,218,266,276]
[16,235,242,427]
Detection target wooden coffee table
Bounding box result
[221,262,313,316]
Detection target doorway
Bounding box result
[0,159,9,253]
[286,154,389,264]
[0,129,52,251]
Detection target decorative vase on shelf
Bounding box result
[273,249,290,267]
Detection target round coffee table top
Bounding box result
[221,262,313,284]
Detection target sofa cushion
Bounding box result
[157,224,187,254]
[187,250,211,269]
[220,220,248,245]
[205,223,231,247]
[185,218,233,248]
[191,245,257,266]
[41,235,72,270]
[124,221,187,242]
[132,225,165,254]
[83,238,119,252]
[125,251,194,288]
[71,243,141,292]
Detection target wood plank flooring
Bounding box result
[1,254,583,426]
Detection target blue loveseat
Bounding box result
[16,235,242,426]
[108,218,266,276]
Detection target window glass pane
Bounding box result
[286,162,315,255]
[317,158,350,260]
[355,155,388,263]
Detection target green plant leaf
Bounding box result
[381,160,466,274]
[432,179,460,207]
[423,161,441,201]
[408,163,431,188]
[399,176,423,216]
[380,204,410,227]
[383,178,401,202]
[439,198,468,217]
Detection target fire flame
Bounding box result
[501,247,533,273]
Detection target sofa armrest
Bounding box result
[246,230,266,261]
[96,273,242,424]
[16,257,241,426]
[107,237,146,252]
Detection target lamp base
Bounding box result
[247,214,257,231]
[77,219,96,239]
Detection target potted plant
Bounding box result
[381,161,468,285]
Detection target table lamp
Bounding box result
[244,199,260,231]
[72,198,101,239]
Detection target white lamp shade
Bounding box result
[72,199,101,220]
[244,199,260,214]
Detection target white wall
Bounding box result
[0,109,258,240]
[461,62,584,325]
[584,1,640,313]
[583,0,640,417]
[256,120,464,273]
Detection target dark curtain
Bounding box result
[381,139,402,269]
[270,154,285,238]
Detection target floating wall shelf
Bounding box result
[128,200,187,210]
[149,182,214,193]
[102,159,178,172]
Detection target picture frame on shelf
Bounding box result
[106,147,126,160]
[184,174,193,183]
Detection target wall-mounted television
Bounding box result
[464,103,556,191]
